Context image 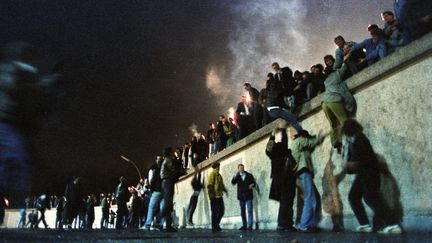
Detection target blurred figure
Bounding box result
[186,168,203,226]
[207,123,217,158]
[100,194,111,229]
[394,0,432,45]
[115,176,130,229]
[342,119,402,234]
[159,147,179,232]
[55,196,65,229]
[17,208,27,228]
[64,176,84,229]
[236,95,254,139]
[243,82,262,130]
[0,42,60,211]
[36,194,51,228]
[86,195,96,229]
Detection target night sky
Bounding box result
[0,0,392,195]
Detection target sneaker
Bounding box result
[378,225,402,234]
[238,226,247,231]
[150,225,163,231]
[355,224,372,233]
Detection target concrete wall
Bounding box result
[173,32,432,231]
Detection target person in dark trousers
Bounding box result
[144,156,164,230]
[55,196,65,229]
[159,147,178,232]
[342,119,402,234]
[115,176,130,229]
[128,190,141,228]
[100,194,110,229]
[231,164,256,230]
[265,122,296,231]
[35,194,51,228]
[64,176,84,229]
[186,168,203,226]
[206,162,228,233]
[86,195,96,229]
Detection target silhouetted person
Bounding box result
[265,123,296,231]
[159,147,178,232]
[100,194,110,229]
[186,168,203,226]
[36,194,51,228]
[64,176,84,229]
[342,119,402,234]
[55,196,65,229]
[0,42,60,211]
[115,176,130,229]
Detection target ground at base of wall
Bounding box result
[1,229,431,243]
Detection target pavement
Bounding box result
[1,228,432,243]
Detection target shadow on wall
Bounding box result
[376,153,404,226]
[199,175,211,226]
[321,148,346,232]
[319,150,404,231]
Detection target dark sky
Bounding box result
[0,0,392,194]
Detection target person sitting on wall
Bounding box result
[351,28,387,67]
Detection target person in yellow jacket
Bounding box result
[206,162,228,232]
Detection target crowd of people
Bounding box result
[1,1,431,235]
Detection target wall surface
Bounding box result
[172,32,432,231]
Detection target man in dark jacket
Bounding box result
[265,124,296,231]
[64,176,84,229]
[115,176,130,229]
[144,155,164,230]
[266,76,303,133]
[231,164,256,230]
[159,147,178,232]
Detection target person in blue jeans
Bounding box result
[231,164,256,230]
[144,156,164,230]
[291,130,326,233]
[265,71,303,133]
